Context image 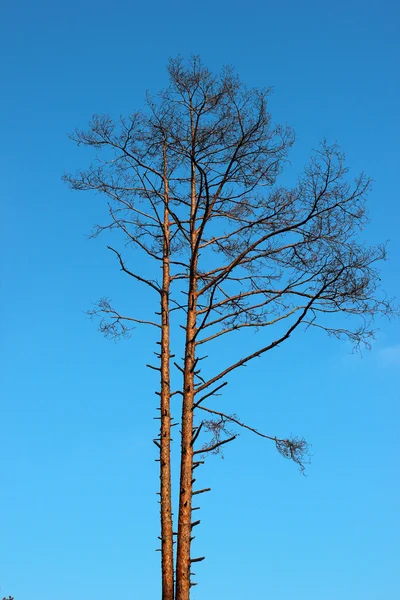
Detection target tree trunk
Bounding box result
[176,119,198,599]
[160,159,174,600]
[175,286,197,600]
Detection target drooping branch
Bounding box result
[197,405,310,473]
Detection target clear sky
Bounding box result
[1,1,399,599]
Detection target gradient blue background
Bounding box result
[1,1,399,598]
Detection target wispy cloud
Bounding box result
[380,344,400,366]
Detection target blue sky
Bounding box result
[1,1,399,598]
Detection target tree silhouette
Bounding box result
[65,56,395,600]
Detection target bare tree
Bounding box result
[64,56,394,600]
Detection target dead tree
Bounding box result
[64,56,394,600]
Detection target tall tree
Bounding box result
[64,56,394,600]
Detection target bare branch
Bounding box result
[193,435,237,456]
[195,285,330,395]
[197,405,310,472]
[107,246,161,294]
